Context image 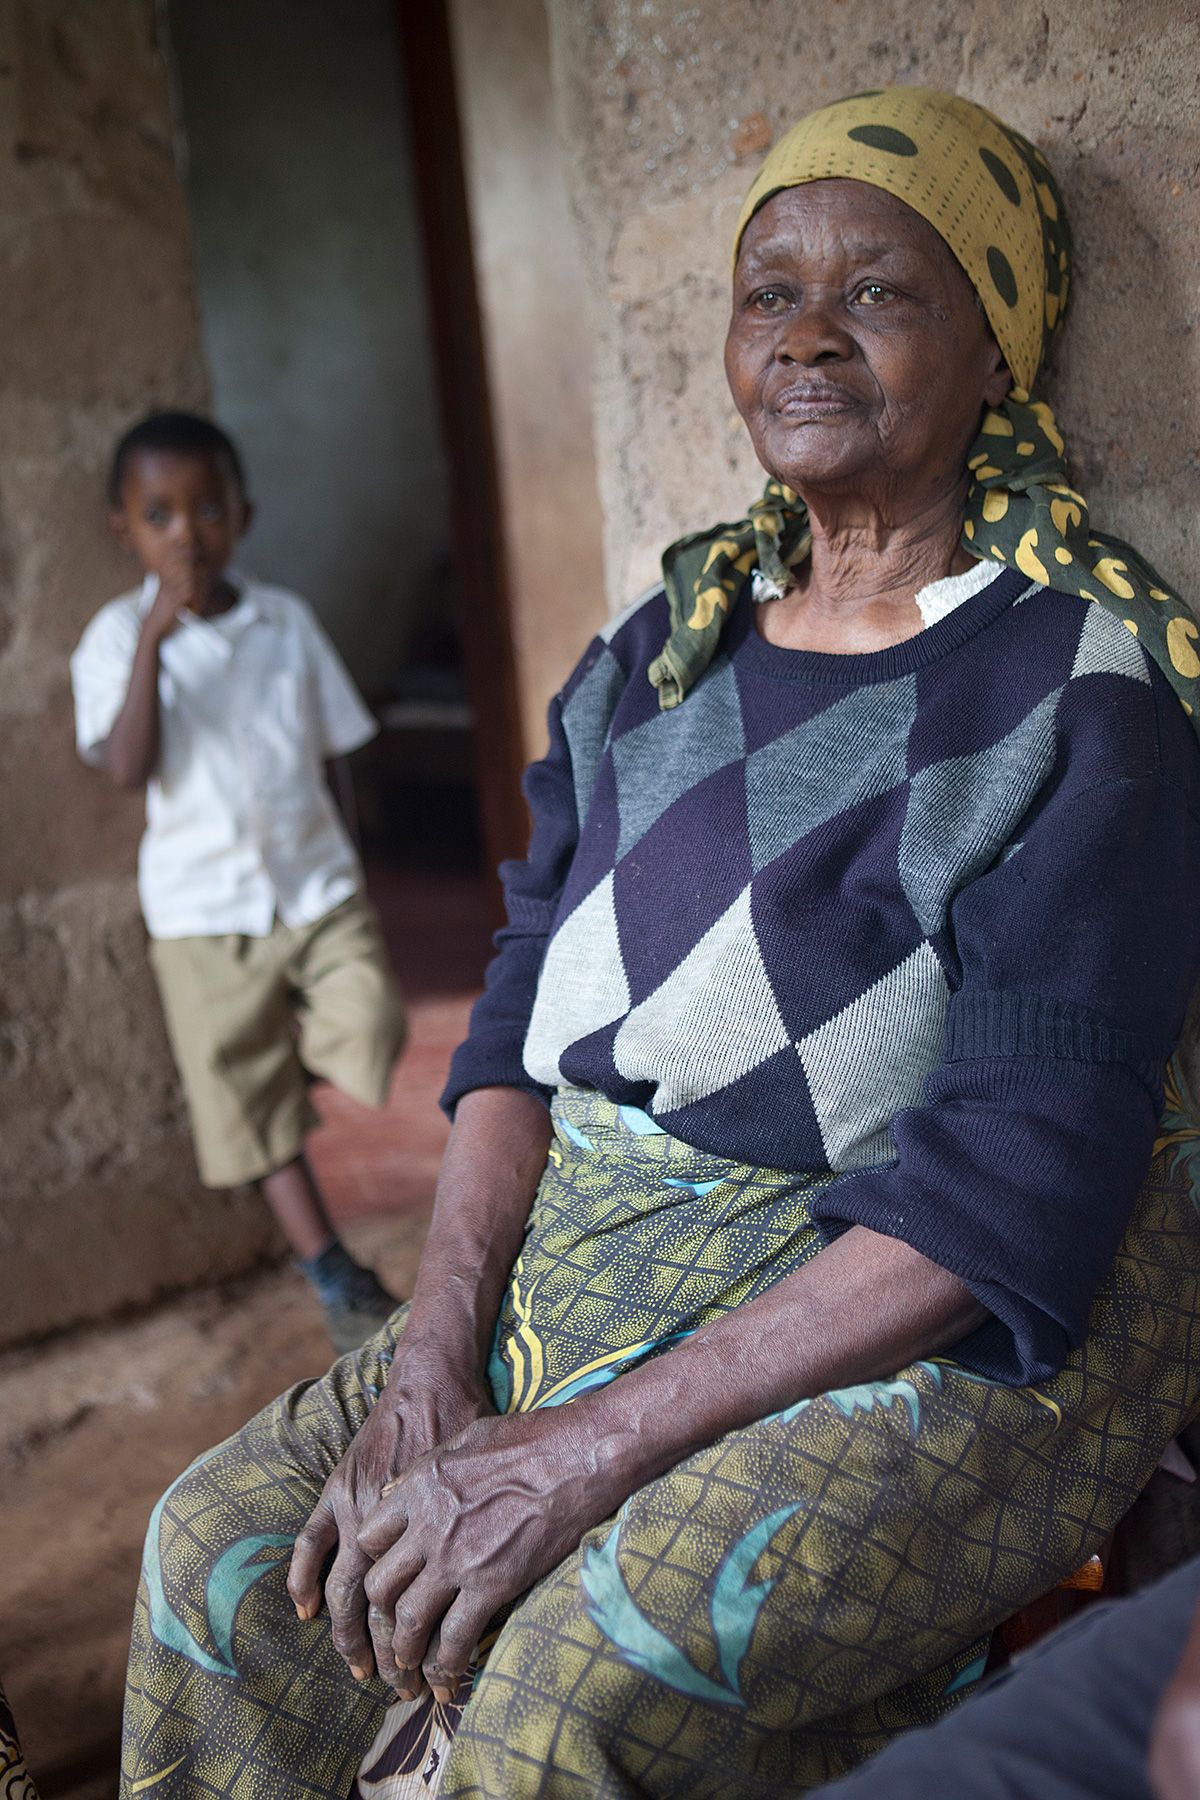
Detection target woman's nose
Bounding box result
[775,302,854,365]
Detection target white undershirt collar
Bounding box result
[752,555,999,630]
[912,557,998,628]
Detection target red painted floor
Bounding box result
[307,854,495,1226]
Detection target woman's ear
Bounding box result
[983,351,1013,411]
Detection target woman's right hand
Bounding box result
[286,1340,495,1682]
[288,1084,552,1684]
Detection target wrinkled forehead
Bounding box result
[735,178,974,292]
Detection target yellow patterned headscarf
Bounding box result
[650,87,1200,731]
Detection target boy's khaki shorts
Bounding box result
[149,894,406,1188]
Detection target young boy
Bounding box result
[70,411,406,1352]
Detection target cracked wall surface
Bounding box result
[546,0,1200,615]
[0,0,278,1348]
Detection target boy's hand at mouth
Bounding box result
[147,552,212,638]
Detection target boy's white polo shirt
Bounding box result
[70,574,378,939]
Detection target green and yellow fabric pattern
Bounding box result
[121,1080,1200,1797]
[486,1094,832,1415]
[649,88,1200,733]
[0,1681,38,1800]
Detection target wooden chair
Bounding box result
[990,1439,1196,1666]
[989,1544,1112,1664]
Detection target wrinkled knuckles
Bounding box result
[293,1501,336,1545]
[392,1623,431,1665]
[329,1610,370,1655]
[430,1621,473,1668]
[289,1515,328,1558]
[394,1599,424,1634]
[331,1630,372,1670]
[362,1564,391,1609]
[324,1570,363,1613]
[357,1517,394,1557]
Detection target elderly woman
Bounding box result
[122,89,1200,1798]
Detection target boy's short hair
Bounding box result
[108,411,248,507]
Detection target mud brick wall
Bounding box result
[0,0,277,1347]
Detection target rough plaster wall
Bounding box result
[0,0,279,1349]
[546,0,1200,614]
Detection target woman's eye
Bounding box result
[197,503,224,523]
[144,508,169,526]
[854,283,893,306]
[751,288,790,313]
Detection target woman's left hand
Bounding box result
[356,1407,630,1701]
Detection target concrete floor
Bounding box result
[0,855,492,1795]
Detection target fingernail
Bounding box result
[294,1601,313,1621]
[380,1479,399,1495]
[432,1684,452,1704]
[350,1665,368,1682]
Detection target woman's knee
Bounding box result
[446,1543,699,1799]
[137,1434,297,1640]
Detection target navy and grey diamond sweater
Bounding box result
[444,567,1200,1382]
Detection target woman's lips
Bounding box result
[773,383,858,420]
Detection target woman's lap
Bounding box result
[121,1334,988,1798]
[122,1112,1200,1798]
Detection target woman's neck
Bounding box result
[759,480,972,655]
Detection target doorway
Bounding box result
[165,0,526,936]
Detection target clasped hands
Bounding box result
[286,1352,628,1705]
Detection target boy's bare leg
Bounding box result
[259,1154,338,1260]
[259,1155,397,1351]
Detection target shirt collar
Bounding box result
[137,568,265,631]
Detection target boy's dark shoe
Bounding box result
[321,1266,400,1355]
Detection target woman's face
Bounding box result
[725,179,1012,503]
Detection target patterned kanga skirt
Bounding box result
[1,1682,38,1800]
[121,1077,1200,1798]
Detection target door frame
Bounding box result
[392,0,530,891]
